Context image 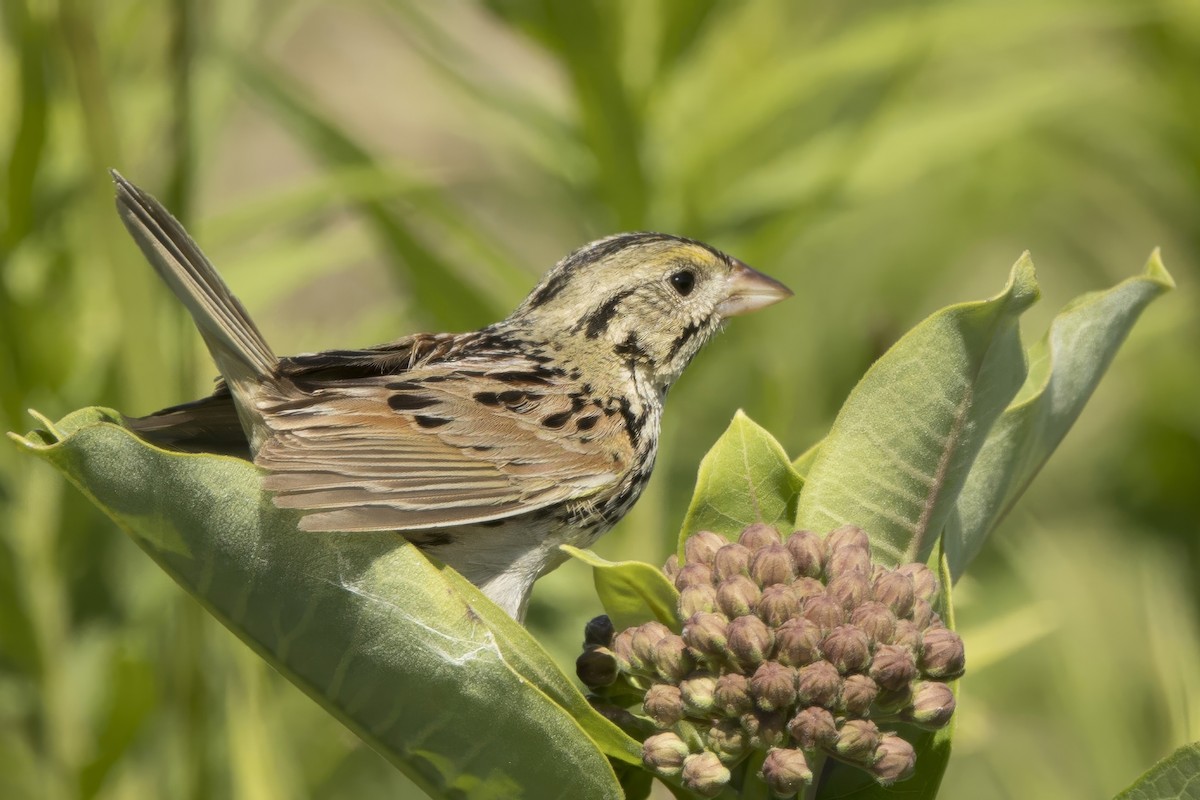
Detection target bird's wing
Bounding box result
[255,359,631,532]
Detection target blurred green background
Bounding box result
[2,1,1198,797]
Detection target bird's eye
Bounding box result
[669,270,696,296]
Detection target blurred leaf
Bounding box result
[1115,742,1200,800]
[678,410,803,551]
[560,545,680,633]
[794,255,1040,567]
[10,408,626,798]
[483,0,647,228]
[943,250,1175,580]
[230,54,508,330]
[791,440,823,481]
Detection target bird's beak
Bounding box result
[715,259,793,317]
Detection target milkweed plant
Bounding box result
[10,252,1184,799]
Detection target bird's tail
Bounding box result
[112,170,278,405]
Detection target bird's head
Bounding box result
[509,233,792,389]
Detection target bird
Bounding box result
[113,171,792,621]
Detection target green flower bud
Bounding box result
[761,748,813,797]
[841,673,879,716]
[826,524,870,553]
[773,617,822,668]
[632,621,672,667]
[820,624,872,674]
[611,629,639,672]
[675,562,714,592]
[679,584,719,618]
[786,529,826,579]
[750,661,799,712]
[714,673,754,717]
[787,705,837,750]
[642,731,690,777]
[713,542,752,581]
[739,522,783,550]
[919,626,965,679]
[835,719,882,764]
[681,752,731,798]
[873,571,916,618]
[903,681,956,729]
[870,643,919,691]
[575,647,618,688]
[896,563,939,602]
[851,601,898,644]
[826,542,872,581]
[790,576,826,603]
[796,660,842,708]
[653,635,695,682]
[680,672,719,715]
[662,554,681,582]
[706,718,749,764]
[685,530,727,566]
[717,574,762,618]
[644,683,685,727]
[750,544,797,588]
[583,615,615,647]
[890,619,923,656]
[872,733,916,786]
[803,594,845,631]
[683,612,729,661]
[910,598,935,629]
[747,709,788,750]
[758,584,801,628]
[727,615,774,671]
[828,572,872,611]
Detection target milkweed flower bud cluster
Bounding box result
[576,523,964,797]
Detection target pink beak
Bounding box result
[715,260,793,317]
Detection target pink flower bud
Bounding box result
[919,626,965,679]
[739,522,783,550]
[872,732,916,786]
[757,584,801,627]
[835,719,881,764]
[773,617,822,668]
[796,660,841,708]
[761,748,813,796]
[851,601,898,644]
[787,705,837,749]
[717,574,762,618]
[841,674,879,716]
[675,562,714,591]
[803,594,845,631]
[644,683,685,727]
[870,643,919,691]
[786,529,826,578]
[820,624,872,674]
[750,661,799,712]
[679,583,718,618]
[712,542,752,581]
[681,752,731,798]
[642,731,689,777]
[873,570,916,618]
[750,544,796,587]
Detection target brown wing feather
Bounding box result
[255,357,628,532]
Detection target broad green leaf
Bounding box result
[943,251,1174,579]
[794,255,1040,567]
[817,549,957,799]
[791,440,823,482]
[1115,742,1200,800]
[560,545,681,633]
[9,409,625,798]
[678,410,804,552]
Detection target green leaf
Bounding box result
[791,440,823,482]
[943,250,1174,580]
[1115,741,1200,800]
[678,410,804,551]
[794,255,1040,567]
[560,545,681,633]
[9,409,628,797]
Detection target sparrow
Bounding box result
[113,171,791,620]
